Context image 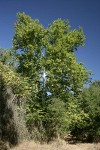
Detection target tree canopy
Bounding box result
[13,13,89,99]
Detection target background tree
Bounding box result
[0,48,16,68]
[78,80,100,142]
[0,49,30,145]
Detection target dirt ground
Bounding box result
[10,140,100,150]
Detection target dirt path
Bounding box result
[10,140,100,150]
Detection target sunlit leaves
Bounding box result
[12,12,90,106]
[0,62,30,96]
[12,13,90,139]
[13,13,89,98]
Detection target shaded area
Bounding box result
[0,75,18,145]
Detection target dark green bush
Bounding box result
[72,81,100,142]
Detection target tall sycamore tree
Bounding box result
[13,13,89,140]
[13,12,89,99]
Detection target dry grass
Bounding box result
[10,140,100,150]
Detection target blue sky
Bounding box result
[0,0,100,81]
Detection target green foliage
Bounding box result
[0,48,30,97]
[0,61,30,97]
[13,12,44,78]
[12,13,90,141]
[45,98,68,139]
[13,13,89,96]
[45,98,88,139]
[72,81,100,142]
[0,48,16,68]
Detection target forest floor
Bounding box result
[10,140,100,150]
